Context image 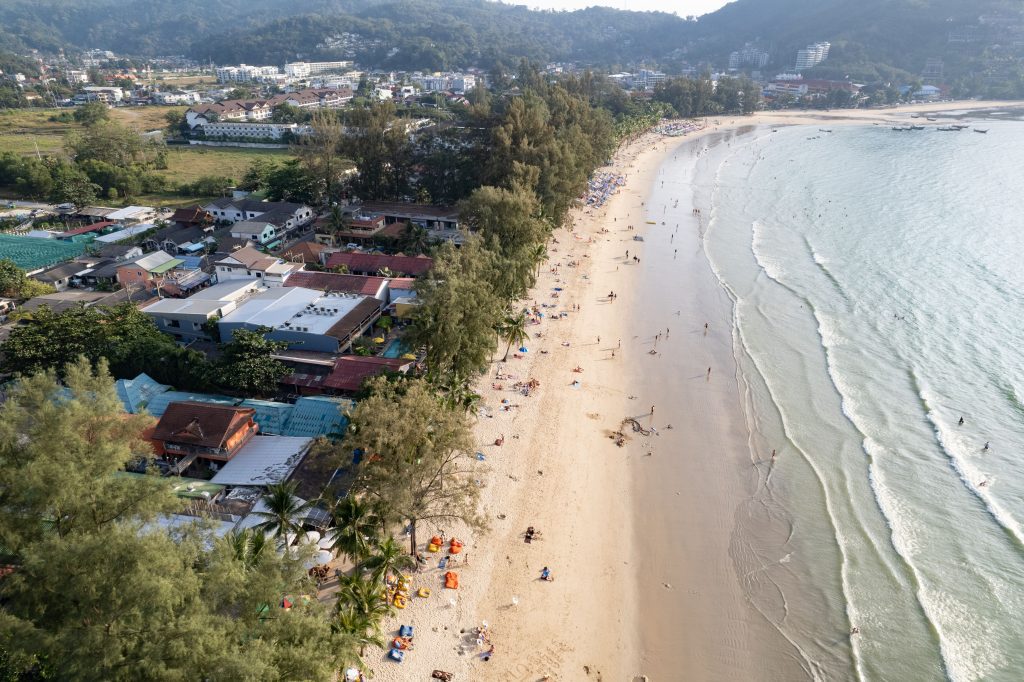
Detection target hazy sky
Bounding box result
[517,0,731,16]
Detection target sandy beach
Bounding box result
[363,99,1024,682]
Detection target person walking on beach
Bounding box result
[959,416,964,426]
[984,441,990,451]
[707,367,712,381]
[650,405,655,415]
[704,322,709,336]
[618,339,621,348]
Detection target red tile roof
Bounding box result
[151,401,256,449]
[322,356,413,392]
[285,271,387,297]
[324,252,433,277]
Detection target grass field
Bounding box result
[0,107,296,207]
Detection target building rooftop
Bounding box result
[284,271,388,298]
[209,435,312,486]
[106,205,153,222]
[142,279,262,317]
[115,373,171,413]
[220,287,371,336]
[133,250,183,274]
[151,401,256,449]
[95,224,155,244]
[324,252,433,277]
[322,355,413,392]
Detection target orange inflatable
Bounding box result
[444,571,459,589]
[449,538,463,554]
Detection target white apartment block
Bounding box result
[795,42,831,71]
[284,61,354,78]
[216,64,281,83]
[152,91,201,105]
[199,122,300,140]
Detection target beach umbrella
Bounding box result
[372,336,385,344]
[317,549,333,565]
[401,353,416,360]
[519,346,528,353]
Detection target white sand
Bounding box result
[360,100,1024,682]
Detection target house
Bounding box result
[213,246,303,287]
[106,206,156,224]
[284,271,389,301]
[359,200,460,232]
[20,288,156,314]
[142,279,263,340]
[32,261,90,291]
[228,221,279,247]
[203,198,314,233]
[218,287,382,354]
[313,212,401,247]
[324,252,433,277]
[115,250,185,290]
[278,240,327,264]
[151,401,259,470]
[95,243,144,261]
[169,205,214,228]
[142,223,217,255]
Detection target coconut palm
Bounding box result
[250,481,312,541]
[377,266,395,278]
[336,573,393,620]
[360,536,417,583]
[435,370,481,413]
[224,529,270,570]
[329,496,382,563]
[499,311,529,362]
[532,243,548,277]
[333,604,386,659]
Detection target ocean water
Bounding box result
[695,121,1024,681]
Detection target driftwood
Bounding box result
[622,417,651,436]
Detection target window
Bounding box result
[166,319,181,328]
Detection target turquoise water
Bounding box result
[694,120,1024,681]
[381,339,408,359]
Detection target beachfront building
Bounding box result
[323,252,433,277]
[281,355,413,396]
[151,401,260,474]
[214,246,304,286]
[142,280,263,341]
[218,286,382,353]
[284,271,390,302]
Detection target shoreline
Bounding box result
[367,99,1024,681]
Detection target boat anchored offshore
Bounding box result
[974,128,989,134]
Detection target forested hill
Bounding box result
[0,0,692,69]
[694,0,1024,82]
[2,0,1023,84]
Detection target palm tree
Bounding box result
[224,529,270,571]
[329,496,381,563]
[499,311,529,362]
[376,266,395,278]
[250,481,312,541]
[435,371,481,413]
[532,243,548,278]
[359,536,417,583]
[322,205,351,247]
[333,604,385,659]
[336,573,393,621]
